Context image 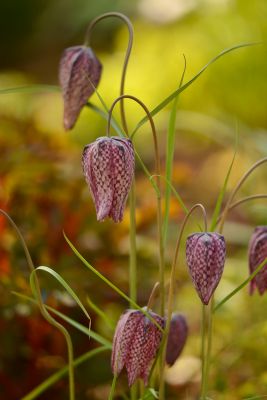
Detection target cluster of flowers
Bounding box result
[59,31,267,387]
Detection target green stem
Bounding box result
[219,157,267,232]
[85,12,133,133]
[108,374,118,400]
[216,194,267,226]
[159,203,207,400]
[106,94,165,316]
[129,181,137,307]
[163,54,187,246]
[201,299,213,399]
[64,233,164,332]
[21,347,107,400]
[0,210,76,400]
[214,257,267,312]
[200,304,207,397]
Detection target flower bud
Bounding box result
[59,45,102,130]
[111,309,165,386]
[186,232,226,305]
[248,226,267,295]
[82,136,135,223]
[166,313,188,366]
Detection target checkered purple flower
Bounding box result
[248,226,267,295]
[82,136,135,223]
[166,313,188,366]
[186,232,226,305]
[111,309,165,386]
[59,45,102,130]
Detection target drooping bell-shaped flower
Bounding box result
[248,226,267,295]
[166,313,188,367]
[82,136,135,223]
[111,309,165,386]
[186,232,226,305]
[59,45,102,130]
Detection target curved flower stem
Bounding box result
[147,282,160,310]
[203,159,267,399]
[129,181,137,307]
[216,194,267,226]
[85,12,133,133]
[0,209,75,400]
[218,157,267,232]
[107,94,165,316]
[108,95,164,400]
[159,204,207,400]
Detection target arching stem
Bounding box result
[219,157,267,232]
[216,194,267,226]
[0,209,75,400]
[85,12,133,133]
[159,204,207,400]
[147,282,160,310]
[107,94,165,316]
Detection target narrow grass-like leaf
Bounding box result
[108,374,118,400]
[139,388,159,400]
[12,291,112,348]
[213,257,267,312]
[64,233,164,332]
[0,85,60,95]
[132,43,260,135]
[21,346,108,400]
[86,75,124,137]
[86,102,123,136]
[87,295,115,329]
[150,174,188,214]
[30,266,90,327]
[209,136,238,231]
[163,55,187,245]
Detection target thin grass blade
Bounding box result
[30,266,90,325]
[21,347,108,400]
[0,85,60,95]
[132,43,260,135]
[12,291,112,348]
[163,55,187,245]
[64,233,164,332]
[209,135,238,231]
[213,257,267,312]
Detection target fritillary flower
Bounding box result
[59,45,102,130]
[111,309,165,386]
[166,313,188,366]
[82,136,135,223]
[248,226,267,295]
[186,232,226,305]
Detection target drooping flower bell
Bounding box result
[111,309,165,386]
[186,232,226,305]
[82,136,135,223]
[166,313,188,367]
[248,226,267,295]
[59,45,102,130]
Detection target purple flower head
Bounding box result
[186,232,226,305]
[111,309,165,386]
[59,45,102,130]
[248,226,267,295]
[82,136,135,223]
[166,313,188,367]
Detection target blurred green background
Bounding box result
[0,0,267,399]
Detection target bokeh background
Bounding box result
[1,0,267,399]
